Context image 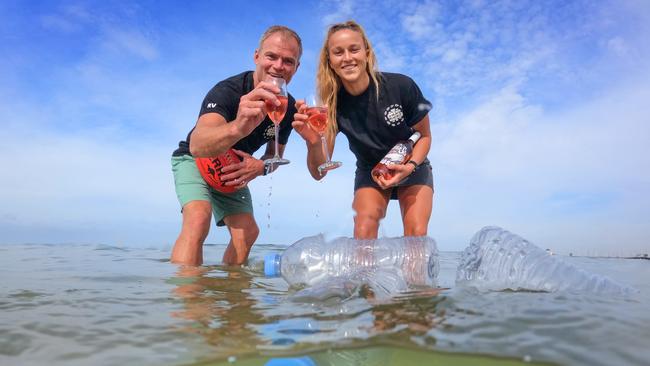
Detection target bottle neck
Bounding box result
[409,131,422,144]
[264,253,282,277]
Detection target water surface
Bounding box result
[1,242,648,365]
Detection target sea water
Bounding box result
[1,241,649,366]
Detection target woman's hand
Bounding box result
[372,163,416,190]
[291,100,321,146]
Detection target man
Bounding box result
[171,26,301,266]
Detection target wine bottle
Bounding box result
[371,131,421,180]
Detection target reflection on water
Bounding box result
[167,259,558,366]
[165,244,650,366]
[169,263,447,360]
[171,265,266,355]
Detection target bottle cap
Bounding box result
[264,254,280,277]
[409,131,422,143]
[265,356,316,366]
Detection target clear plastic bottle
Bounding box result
[371,131,421,180]
[456,226,636,294]
[264,234,439,290]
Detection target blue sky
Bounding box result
[1,0,649,257]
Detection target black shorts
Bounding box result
[354,160,434,200]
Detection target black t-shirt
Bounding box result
[172,71,296,157]
[336,72,431,170]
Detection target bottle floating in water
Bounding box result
[264,234,439,291]
[456,226,636,294]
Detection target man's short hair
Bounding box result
[258,25,303,59]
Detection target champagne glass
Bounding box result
[264,76,290,166]
[305,95,342,175]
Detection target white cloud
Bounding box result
[606,36,628,57]
[0,129,173,222]
[321,0,356,26]
[428,75,650,255]
[0,121,360,246]
[101,28,159,61]
[41,14,80,33]
[401,1,440,40]
[40,4,92,33]
[409,2,557,99]
[374,44,406,71]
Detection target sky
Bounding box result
[1,0,649,257]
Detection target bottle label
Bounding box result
[379,143,408,166]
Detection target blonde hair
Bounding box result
[258,25,303,59]
[317,20,380,145]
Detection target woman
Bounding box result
[293,20,434,239]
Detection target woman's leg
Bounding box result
[352,187,391,239]
[397,185,434,236]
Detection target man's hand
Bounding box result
[220,149,265,189]
[372,163,416,190]
[234,81,281,137]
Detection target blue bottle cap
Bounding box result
[264,253,280,277]
[265,356,315,366]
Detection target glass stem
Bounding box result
[320,134,331,163]
[274,124,280,158]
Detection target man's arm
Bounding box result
[189,113,241,157]
[190,81,280,157]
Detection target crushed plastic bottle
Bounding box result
[264,234,439,293]
[456,226,637,294]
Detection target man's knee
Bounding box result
[248,223,260,240]
[182,202,212,232]
[239,221,260,245]
[225,214,259,245]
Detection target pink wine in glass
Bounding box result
[306,106,327,134]
[266,95,288,124]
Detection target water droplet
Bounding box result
[266,175,273,229]
[417,102,432,112]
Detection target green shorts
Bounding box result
[171,155,253,227]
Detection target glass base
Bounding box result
[318,160,342,175]
[264,157,290,167]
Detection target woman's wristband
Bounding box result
[407,160,418,173]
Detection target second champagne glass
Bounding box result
[305,96,342,175]
[264,76,290,167]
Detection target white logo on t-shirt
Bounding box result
[264,124,275,140]
[384,104,404,126]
